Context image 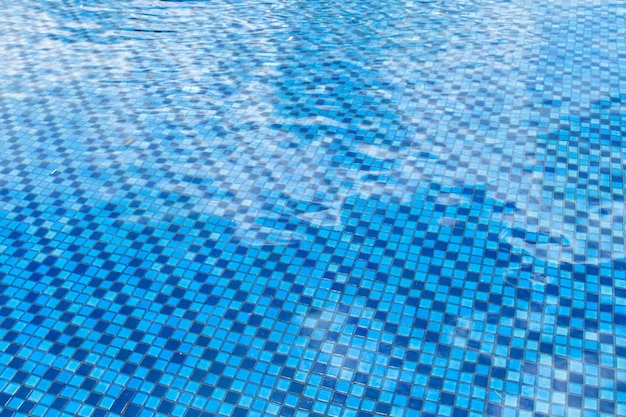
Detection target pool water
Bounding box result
[1,0,625,416]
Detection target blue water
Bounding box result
[1,0,626,416]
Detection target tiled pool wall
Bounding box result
[1,0,626,417]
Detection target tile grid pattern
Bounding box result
[0,1,626,417]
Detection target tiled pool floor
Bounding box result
[1,0,626,416]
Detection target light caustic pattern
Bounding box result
[2,0,624,265]
[1,1,626,417]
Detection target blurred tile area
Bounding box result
[1,0,626,416]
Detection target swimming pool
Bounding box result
[0,0,625,416]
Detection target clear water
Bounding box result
[0,0,625,416]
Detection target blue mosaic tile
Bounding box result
[1,0,626,416]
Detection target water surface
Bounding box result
[1,1,625,416]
